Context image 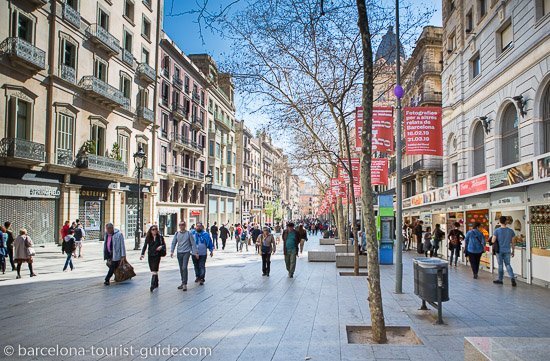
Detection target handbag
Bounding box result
[25,237,36,257]
[114,259,136,282]
[492,238,499,255]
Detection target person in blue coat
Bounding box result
[465,222,486,279]
[192,222,214,285]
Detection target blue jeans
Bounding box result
[212,234,218,249]
[192,255,207,280]
[496,252,515,281]
[63,253,73,271]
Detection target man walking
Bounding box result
[210,222,219,250]
[170,221,198,291]
[219,223,230,250]
[492,216,517,286]
[74,222,86,258]
[251,224,262,254]
[4,222,15,271]
[103,223,126,285]
[413,220,424,254]
[192,223,214,285]
[282,222,299,278]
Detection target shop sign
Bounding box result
[490,161,534,189]
[190,210,201,216]
[411,194,423,206]
[0,183,60,199]
[80,189,108,199]
[403,198,412,208]
[459,175,488,196]
[492,196,523,206]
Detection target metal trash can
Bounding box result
[379,240,394,265]
[413,258,449,302]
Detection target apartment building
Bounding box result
[235,120,253,224]
[155,32,208,234]
[0,0,161,243]
[189,54,238,227]
[403,0,550,285]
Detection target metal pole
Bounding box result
[395,0,404,294]
[240,195,243,226]
[206,185,209,227]
[134,168,141,250]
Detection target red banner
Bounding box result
[355,107,363,149]
[372,107,394,153]
[330,178,345,198]
[339,158,361,184]
[459,175,488,196]
[371,158,389,186]
[404,107,443,156]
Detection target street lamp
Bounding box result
[133,147,146,250]
[259,193,264,227]
[205,170,213,228]
[239,185,245,226]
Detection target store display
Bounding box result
[530,205,550,249]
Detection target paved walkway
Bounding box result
[1,234,549,360]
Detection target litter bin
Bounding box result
[379,240,394,265]
[413,258,449,302]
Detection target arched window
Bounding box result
[472,122,485,175]
[501,104,519,166]
[543,84,550,154]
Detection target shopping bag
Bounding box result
[114,259,136,282]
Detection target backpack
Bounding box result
[450,231,461,246]
[241,231,247,241]
[74,227,83,240]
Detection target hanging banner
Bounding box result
[372,107,394,153]
[355,107,363,150]
[339,158,361,184]
[330,178,345,198]
[371,158,389,186]
[404,107,443,156]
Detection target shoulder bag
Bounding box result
[25,236,36,257]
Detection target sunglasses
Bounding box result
[151,228,158,231]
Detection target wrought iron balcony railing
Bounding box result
[122,49,134,66]
[59,64,76,83]
[192,91,201,103]
[79,76,125,107]
[172,166,204,181]
[56,148,73,166]
[136,62,155,83]
[0,138,45,162]
[75,153,127,176]
[142,167,154,181]
[173,76,183,89]
[63,3,81,28]
[0,37,46,70]
[137,106,154,124]
[85,24,120,55]
[171,103,185,119]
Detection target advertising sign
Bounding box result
[459,175,488,196]
[537,155,550,179]
[339,158,361,184]
[372,107,394,153]
[371,158,389,186]
[404,107,443,156]
[84,201,101,231]
[490,161,533,189]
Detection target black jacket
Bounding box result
[220,226,230,239]
[142,235,166,257]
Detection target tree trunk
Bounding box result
[356,0,387,344]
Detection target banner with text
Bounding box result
[371,158,389,186]
[355,106,394,153]
[355,107,363,149]
[338,158,361,184]
[404,107,443,156]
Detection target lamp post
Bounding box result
[133,147,146,251]
[205,170,213,228]
[259,193,264,227]
[239,185,245,226]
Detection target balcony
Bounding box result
[192,91,201,104]
[59,64,76,84]
[170,166,204,181]
[75,154,128,176]
[0,138,45,163]
[171,103,185,120]
[122,49,134,66]
[136,62,155,83]
[414,62,443,83]
[63,3,81,28]
[56,149,73,167]
[29,0,48,6]
[0,37,46,71]
[191,117,204,131]
[85,24,120,56]
[133,167,154,181]
[137,106,154,124]
[173,76,183,89]
[171,132,184,149]
[420,91,442,104]
[121,98,135,113]
[79,76,125,108]
[401,157,443,178]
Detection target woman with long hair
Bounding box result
[140,225,166,292]
[14,228,36,278]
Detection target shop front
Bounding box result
[0,180,60,245]
[527,183,550,285]
[158,208,178,236]
[430,206,447,257]
[79,188,107,241]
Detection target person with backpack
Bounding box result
[447,222,465,267]
[62,228,76,272]
[240,227,249,252]
[492,216,517,286]
[234,224,242,252]
[219,223,230,251]
[257,227,276,276]
[192,223,214,285]
[464,222,486,279]
[282,222,299,278]
[432,224,445,257]
[170,221,198,291]
[423,226,433,257]
[140,225,166,292]
[74,222,86,258]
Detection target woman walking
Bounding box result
[0,226,7,274]
[14,229,36,279]
[257,227,276,276]
[465,222,486,279]
[140,225,166,292]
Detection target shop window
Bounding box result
[501,103,519,166]
[472,122,485,175]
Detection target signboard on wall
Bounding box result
[84,201,101,231]
[459,175,488,196]
[404,107,443,156]
[490,161,533,189]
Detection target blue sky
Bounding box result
[163,0,443,130]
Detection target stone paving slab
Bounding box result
[1,235,550,360]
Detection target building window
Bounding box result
[7,97,32,140]
[174,66,180,81]
[227,150,232,165]
[227,172,231,187]
[451,162,458,183]
[94,59,107,81]
[161,113,168,137]
[90,124,105,156]
[161,146,167,172]
[501,103,520,166]
[98,8,109,31]
[57,113,74,155]
[447,31,455,53]
[120,75,132,100]
[472,122,485,176]
[536,0,550,19]
[62,39,76,68]
[123,0,134,22]
[137,140,148,167]
[161,82,169,105]
[216,143,221,158]
[142,16,151,40]
[184,76,190,93]
[14,11,34,42]
[470,53,480,80]
[543,83,550,154]
[209,140,214,156]
[162,56,170,77]
[123,30,133,53]
[477,0,486,21]
[498,21,513,54]
[66,0,78,11]
[465,10,473,33]
[200,90,205,106]
[137,88,148,107]
[141,48,149,64]
[117,133,129,164]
